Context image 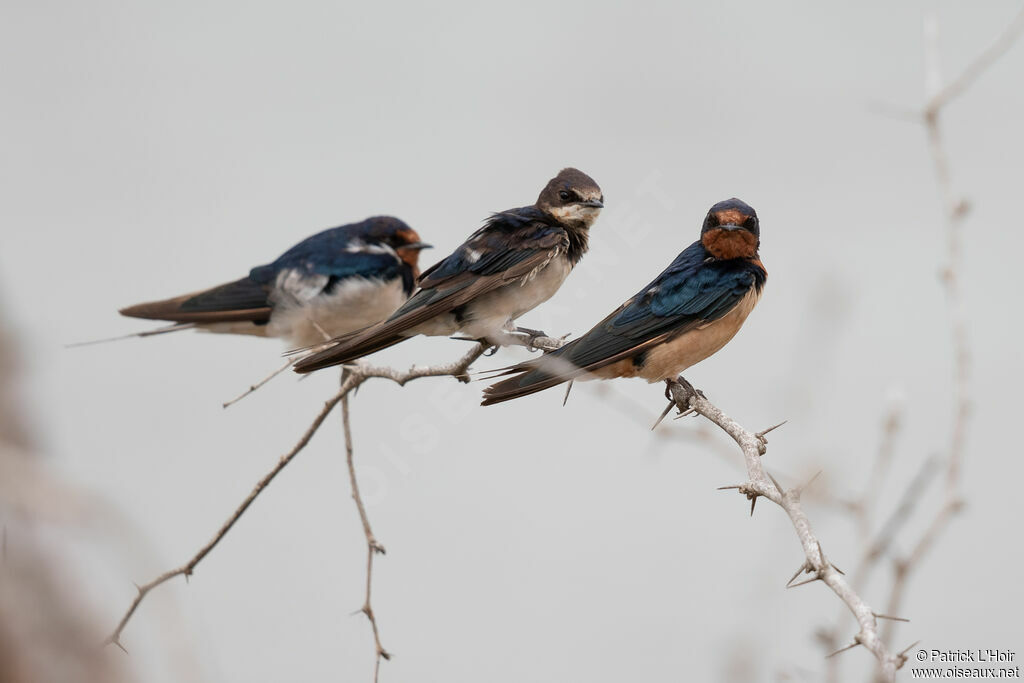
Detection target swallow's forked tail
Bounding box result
[66,322,197,348]
[480,351,583,405]
[290,328,407,373]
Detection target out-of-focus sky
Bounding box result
[2,1,1023,681]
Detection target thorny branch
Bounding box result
[105,342,489,655]
[662,380,905,681]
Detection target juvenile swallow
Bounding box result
[481,198,766,405]
[292,168,603,373]
[118,216,431,348]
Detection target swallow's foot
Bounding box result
[499,326,558,352]
[679,376,707,401]
[667,375,707,407]
[447,335,500,357]
[513,326,549,339]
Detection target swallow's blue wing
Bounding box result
[520,241,764,373]
[385,207,566,320]
[292,208,570,372]
[122,220,406,324]
[246,224,407,309]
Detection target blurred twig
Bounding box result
[875,7,1024,655]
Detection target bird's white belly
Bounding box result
[268,276,408,347]
[456,254,573,340]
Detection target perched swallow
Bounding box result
[292,168,603,373]
[118,216,431,348]
[481,198,766,405]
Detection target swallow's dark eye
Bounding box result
[558,190,571,201]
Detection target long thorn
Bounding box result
[652,401,674,430]
[874,613,910,623]
[787,574,822,589]
[787,562,810,587]
[826,641,862,659]
[756,420,788,438]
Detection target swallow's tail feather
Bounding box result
[66,322,197,348]
[480,350,584,406]
[291,329,407,373]
[480,369,567,405]
[119,277,272,324]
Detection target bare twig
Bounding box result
[106,343,488,650]
[665,380,904,680]
[341,385,390,681]
[104,377,355,650]
[222,358,295,409]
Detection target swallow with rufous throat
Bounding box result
[481,198,766,405]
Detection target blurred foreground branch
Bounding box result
[1,309,136,683]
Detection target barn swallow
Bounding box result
[118,216,431,348]
[481,198,766,405]
[292,168,603,373]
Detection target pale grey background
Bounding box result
[2,1,1022,681]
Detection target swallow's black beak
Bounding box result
[405,242,433,250]
[719,224,744,232]
[581,199,604,209]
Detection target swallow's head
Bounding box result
[537,167,604,229]
[700,198,759,260]
[364,216,432,273]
